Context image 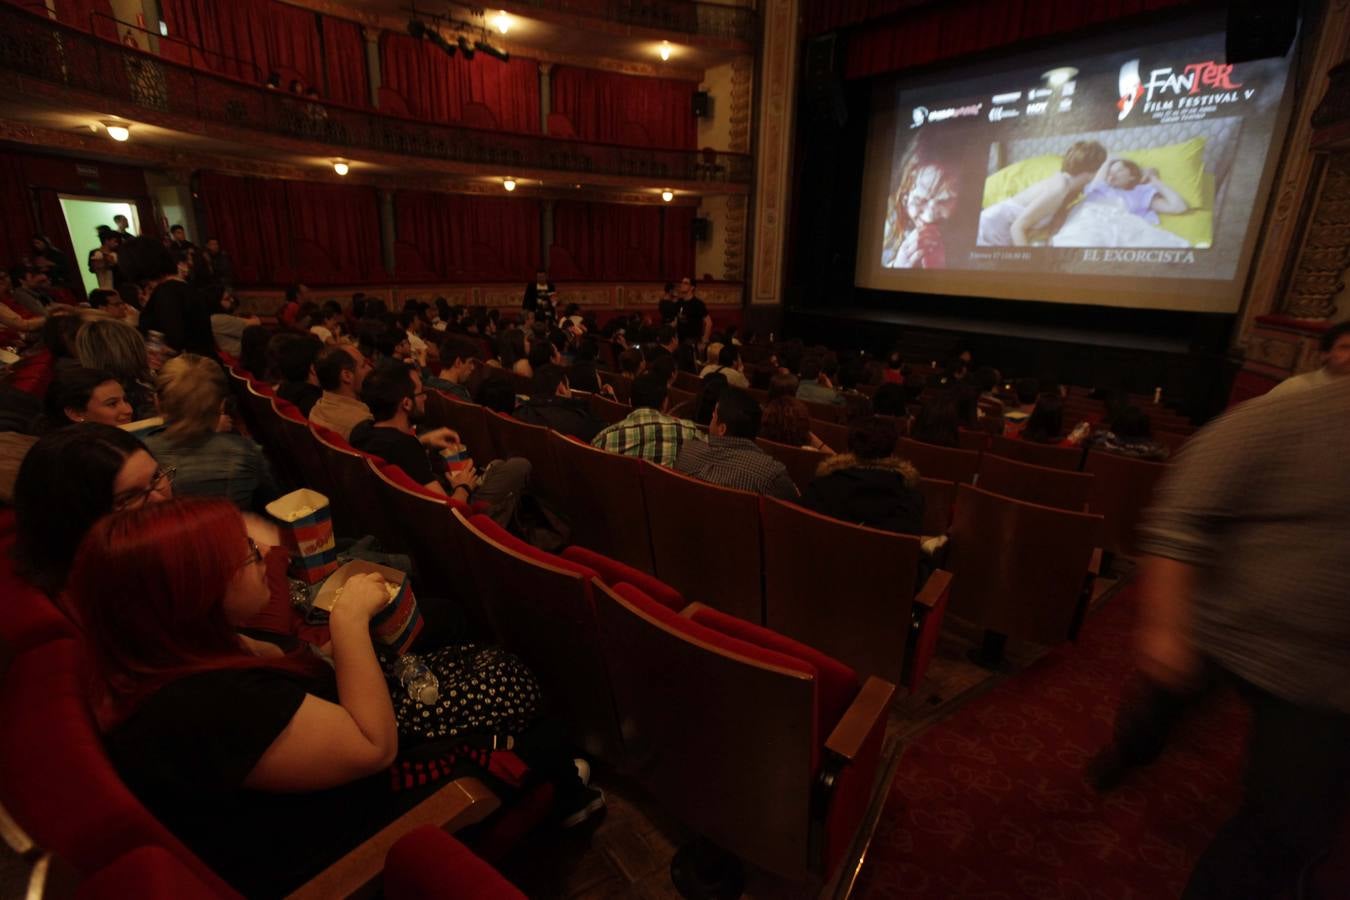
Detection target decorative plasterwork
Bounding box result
[1283,153,1350,319]
[750,0,798,306]
[727,55,753,154]
[723,194,748,281]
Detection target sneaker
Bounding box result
[559,786,606,828]
[573,758,592,787]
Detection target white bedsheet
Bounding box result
[1049,200,1191,249]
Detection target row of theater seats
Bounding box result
[222,361,898,885]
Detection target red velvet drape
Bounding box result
[394,191,539,281]
[378,32,540,132]
[160,0,322,87]
[198,173,384,285]
[835,0,1200,80]
[321,15,369,107]
[552,202,689,281]
[52,0,118,38]
[0,152,38,267]
[550,67,697,148]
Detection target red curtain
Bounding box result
[0,152,38,268]
[662,206,695,281]
[551,67,697,148]
[395,191,539,281]
[52,0,118,38]
[198,173,384,285]
[553,202,683,281]
[378,32,540,132]
[838,0,1200,80]
[322,16,369,107]
[160,0,322,87]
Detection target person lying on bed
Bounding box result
[977,140,1107,247]
[1081,157,1189,224]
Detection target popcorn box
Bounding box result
[265,489,337,584]
[312,560,423,655]
[440,442,473,474]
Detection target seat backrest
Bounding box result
[588,392,630,426]
[957,428,991,452]
[269,398,326,494]
[548,432,655,573]
[666,386,696,411]
[310,426,401,547]
[977,453,1095,512]
[238,382,284,457]
[896,438,980,484]
[483,412,565,506]
[590,581,816,876]
[638,462,764,623]
[809,419,850,455]
[988,435,1086,471]
[459,513,624,763]
[945,484,1101,645]
[761,498,921,685]
[916,477,957,534]
[673,371,702,393]
[754,438,826,494]
[598,371,631,403]
[1082,450,1170,555]
[0,639,241,897]
[800,398,845,424]
[423,391,497,462]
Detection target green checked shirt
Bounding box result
[591,407,703,467]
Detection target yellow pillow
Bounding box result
[1116,137,1207,210]
[1157,173,1215,247]
[982,154,1061,208]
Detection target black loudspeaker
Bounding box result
[1226,0,1297,64]
[692,217,711,242]
[693,91,711,118]
[804,34,847,128]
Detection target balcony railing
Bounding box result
[521,0,757,43]
[0,5,753,186]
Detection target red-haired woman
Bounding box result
[67,497,406,897]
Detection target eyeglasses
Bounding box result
[239,537,264,569]
[112,465,176,510]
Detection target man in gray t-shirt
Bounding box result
[1092,376,1350,898]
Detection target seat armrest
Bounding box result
[913,569,953,612]
[824,676,895,763]
[678,601,711,619]
[284,777,499,900]
[1088,547,1103,577]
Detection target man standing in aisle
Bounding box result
[523,268,556,324]
[674,276,710,347]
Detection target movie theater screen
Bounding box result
[855,19,1293,312]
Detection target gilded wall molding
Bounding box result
[1283,152,1350,319]
[723,194,748,281]
[750,0,798,306]
[728,55,754,154]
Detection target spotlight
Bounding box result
[103,120,130,141]
[476,39,510,61]
[406,19,427,38]
[661,190,673,202]
[492,10,510,34]
[503,178,516,192]
[427,30,456,56]
[333,159,349,176]
[458,35,475,59]
[659,40,671,61]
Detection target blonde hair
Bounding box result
[156,353,227,443]
[74,318,151,384]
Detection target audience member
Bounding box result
[699,344,751,388]
[760,396,832,452]
[144,354,277,510]
[872,382,908,419]
[803,416,924,536]
[911,392,960,447]
[122,237,215,357]
[278,284,306,328]
[310,301,343,345]
[527,335,560,373]
[796,353,844,406]
[193,237,232,289]
[88,228,121,290]
[237,325,272,382]
[617,348,643,377]
[0,270,46,337]
[1022,394,1088,446]
[401,307,429,367]
[674,387,797,499]
[523,268,556,322]
[591,371,701,466]
[687,372,728,425]
[674,340,699,375]
[1002,377,1040,434]
[10,264,52,317]
[168,224,192,252]
[272,333,323,416]
[1266,320,1350,398]
[767,371,800,402]
[88,288,130,321]
[42,366,133,429]
[309,345,374,440]
[475,373,517,414]
[674,276,709,345]
[209,288,261,357]
[351,363,529,524]
[74,318,157,420]
[514,365,605,442]
[1088,406,1169,460]
[882,349,904,384]
[28,235,70,288]
[425,334,479,401]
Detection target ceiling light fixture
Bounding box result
[103,121,131,142]
[333,159,350,176]
[503,178,517,192]
[661,190,674,202]
[659,40,672,61]
[492,10,510,34]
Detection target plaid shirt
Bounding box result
[674,435,799,499]
[591,407,703,467]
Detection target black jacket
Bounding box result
[801,454,925,536]
[514,396,605,442]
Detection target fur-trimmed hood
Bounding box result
[814,453,920,488]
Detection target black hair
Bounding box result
[117,282,143,311]
[575,336,599,363]
[912,392,960,448]
[837,355,864,391]
[569,362,602,394]
[848,415,899,461]
[361,362,416,421]
[1023,394,1065,444]
[972,366,999,393]
[14,424,149,595]
[1110,405,1153,440]
[674,342,698,374]
[440,334,480,367]
[618,348,643,376]
[272,333,322,383]
[1014,377,1040,405]
[238,325,272,381]
[713,386,761,439]
[656,325,676,346]
[531,364,568,397]
[717,344,739,367]
[799,354,823,381]
[320,300,342,322]
[43,366,120,427]
[43,314,83,360]
[475,374,517,414]
[116,236,176,281]
[314,346,357,392]
[170,224,185,234]
[527,340,555,371]
[872,382,907,417]
[1321,320,1350,353]
[648,354,676,386]
[88,289,119,309]
[630,372,668,411]
[694,373,729,426]
[285,284,302,303]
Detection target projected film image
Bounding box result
[872,28,1289,286]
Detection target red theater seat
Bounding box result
[549,431,656,573]
[977,452,1095,512]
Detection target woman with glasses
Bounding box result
[143,353,278,510]
[65,496,405,897]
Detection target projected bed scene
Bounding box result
[977,119,1237,251]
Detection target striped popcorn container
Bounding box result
[313,561,424,655]
[265,489,338,585]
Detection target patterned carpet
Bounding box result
[855,584,1250,899]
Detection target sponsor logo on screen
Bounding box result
[1120,58,1247,120]
[911,102,983,128]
